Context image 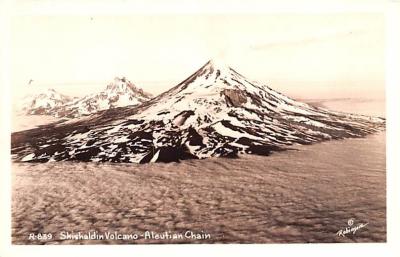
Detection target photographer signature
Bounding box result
[336,218,368,237]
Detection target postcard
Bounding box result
[1,0,399,256]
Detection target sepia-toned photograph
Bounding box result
[4,4,390,248]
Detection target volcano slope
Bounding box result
[11,60,385,163]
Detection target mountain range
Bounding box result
[21,77,152,118]
[11,60,385,163]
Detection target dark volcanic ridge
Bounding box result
[11,60,385,163]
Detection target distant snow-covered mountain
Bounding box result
[21,89,75,117]
[21,77,152,118]
[56,77,152,118]
[11,60,385,163]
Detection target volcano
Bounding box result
[21,89,75,117]
[11,60,385,163]
[53,77,153,118]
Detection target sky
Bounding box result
[10,12,384,100]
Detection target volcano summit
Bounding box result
[11,60,385,163]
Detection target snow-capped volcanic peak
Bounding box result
[105,77,145,97]
[38,88,65,101]
[107,76,129,88]
[158,59,286,102]
[138,60,313,125]
[12,60,385,164]
[103,76,151,106]
[22,88,73,115]
[207,58,230,71]
[56,77,152,118]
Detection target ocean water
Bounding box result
[11,98,386,244]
